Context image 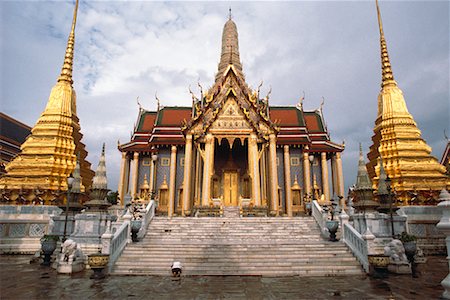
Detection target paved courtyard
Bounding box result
[0,255,447,299]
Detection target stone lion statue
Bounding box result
[384,239,408,263]
[60,239,82,263]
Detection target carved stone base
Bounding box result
[388,262,411,274]
[57,260,85,274]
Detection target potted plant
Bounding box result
[399,232,417,258]
[325,198,339,242]
[40,234,59,266]
[128,201,142,242]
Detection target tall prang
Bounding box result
[0,0,94,205]
[366,0,449,203]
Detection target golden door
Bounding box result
[223,171,238,206]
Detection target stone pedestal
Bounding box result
[57,254,85,274]
[353,212,407,238]
[69,212,114,255]
[387,261,411,274]
[436,189,450,299]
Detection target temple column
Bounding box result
[303,151,311,197]
[336,152,345,207]
[331,154,337,196]
[168,145,177,217]
[131,152,139,199]
[321,152,330,202]
[261,148,267,206]
[182,134,193,216]
[149,153,157,196]
[284,145,293,216]
[118,152,129,204]
[194,148,202,207]
[268,134,279,215]
[249,133,261,206]
[202,134,214,206]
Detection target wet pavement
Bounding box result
[0,255,447,299]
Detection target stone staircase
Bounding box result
[111,216,364,276]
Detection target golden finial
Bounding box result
[58,0,79,85]
[375,0,396,87]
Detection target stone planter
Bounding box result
[368,254,390,269]
[130,219,142,242]
[40,237,58,266]
[326,220,339,242]
[88,253,109,279]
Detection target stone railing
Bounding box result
[312,200,330,238]
[102,220,129,271]
[343,222,370,273]
[101,200,156,271]
[138,200,156,239]
[0,205,62,254]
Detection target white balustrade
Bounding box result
[343,222,370,273]
[312,200,330,238]
[101,200,156,272]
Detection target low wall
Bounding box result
[0,205,62,254]
[398,206,445,255]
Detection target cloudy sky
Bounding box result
[1,0,449,193]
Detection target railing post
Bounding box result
[362,227,376,255]
[339,210,349,242]
[101,219,112,255]
[123,214,132,243]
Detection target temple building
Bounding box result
[0,113,31,176]
[118,15,345,216]
[367,0,449,203]
[0,0,94,204]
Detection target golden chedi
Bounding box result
[367,0,449,204]
[0,0,93,205]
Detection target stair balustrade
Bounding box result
[101,200,156,271]
[312,200,330,238]
[343,222,370,273]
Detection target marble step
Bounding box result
[112,266,363,277]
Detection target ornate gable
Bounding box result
[185,67,274,142]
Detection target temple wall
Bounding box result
[155,148,171,192]
[289,148,304,193]
[175,148,185,207]
[138,155,151,190]
[276,148,285,211]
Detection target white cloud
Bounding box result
[1,1,448,193]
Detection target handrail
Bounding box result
[103,220,129,271]
[138,200,156,239]
[101,200,156,272]
[343,222,369,273]
[312,200,330,238]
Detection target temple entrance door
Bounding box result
[223,171,238,206]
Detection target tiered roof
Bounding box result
[120,105,343,153]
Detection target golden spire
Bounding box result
[215,11,243,81]
[0,0,94,203]
[375,0,396,87]
[57,0,79,85]
[367,0,449,203]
